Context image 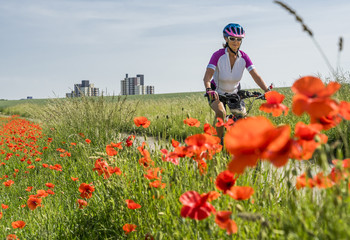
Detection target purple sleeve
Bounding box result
[240,50,255,72]
[207,49,225,70]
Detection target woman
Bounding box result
[203,23,270,141]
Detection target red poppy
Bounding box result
[0,212,2,219]
[125,199,141,209]
[122,223,137,235]
[71,177,79,181]
[149,180,166,189]
[85,139,91,144]
[215,211,238,234]
[46,189,55,195]
[45,183,55,188]
[106,142,122,156]
[171,139,180,147]
[160,149,180,165]
[310,112,342,130]
[11,220,26,229]
[339,101,350,120]
[77,199,88,209]
[179,191,216,220]
[313,172,334,189]
[185,133,221,161]
[259,91,289,116]
[126,135,135,147]
[27,197,42,210]
[144,167,162,180]
[216,117,234,130]
[134,116,151,128]
[201,191,221,202]
[215,170,236,193]
[183,118,200,127]
[204,123,217,135]
[295,173,316,190]
[3,180,14,187]
[1,204,8,209]
[78,183,95,199]
[292,76,340,118]
[227,186,254,200]
[6,234,19,240]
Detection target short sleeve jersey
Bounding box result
[207,48,255,94]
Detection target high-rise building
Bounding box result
[120,74,154,95]
[66,80,100,97]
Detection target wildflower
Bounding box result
[6,234,19,240]
[160,149,179,165]
[215,211,238,234]
[0,212,2,219]
[134,116,151,128]
[149,180,166,189]
[259,91,289,116]
[179,191,215,220]
[1,204,9,209]
[202,191,221,202]
[171,139,180,147]
[203,123,217,135]
[183,118,200,127]
[227,186,254,200]
[45,183,55,188]
[11,220,26,229]
[3,180,14,187]
[216,117,234,129]
[85,139,91,144]
[106,142,122,156]
[185,133,221,161]
[125,135,135,147]
[215,170,236,193]
[125,199,141,209]
[123,223,137,235]
[292,76,340,118]
[144,167,162,180]
[77,199,88,209]
[27,197,42,210]
[296,173,316,190]
[71,177,79,181]
[78,183,95,199]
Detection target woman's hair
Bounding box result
[222,42,228,48]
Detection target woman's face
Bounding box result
[225,36,242,51]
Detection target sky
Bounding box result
[0,0,349,100]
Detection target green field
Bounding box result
[1,78,350,239]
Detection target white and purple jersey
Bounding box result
[207,48,255,94]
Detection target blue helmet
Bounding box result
[223,23,245,38]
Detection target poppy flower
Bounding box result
[27,197,42,210]
[6,234,19,240]
[3,180,14,187]
[34,190,49,198]
[185,133,221,160]
[46,189,55,195]
[292,76,340,118]
[77,199,88,209]
[106,142,122,156]
[134,116,151,128]
[144,167,162,180]
[0,212,2,219]
[183,118,201,127]
[78,183,95,199]
[215,170,236,193]
[123,223,137,235]
[179,191,216,220]
[1,204,8,209]
[202,191,221,202]
[225,117,291,174]
[204,123,217,135]
[310,112,342,130]
[160,149,180,165]
[313,172,334,189]
[45,183,55,188]
[259,91,289,116]
[227,186,254,200]
[171,139,180,147]
[215,211,238,235]
[216,117,234,129]
[295,173,316,190]
[11,220,26,229]
[339,101,350,120]
[125,199,141,209]
[149,180,166,189]
[71,177,79,181]
[126,135,135,147]
[85,139,91,144]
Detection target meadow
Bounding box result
[1,74,350,240]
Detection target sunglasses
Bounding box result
[228,36,243,42]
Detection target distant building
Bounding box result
[66,80,100,97]
[27,96,33,99]
[120,74,154,95]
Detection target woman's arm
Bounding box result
[249,69,269,92]
[203,68,215,89]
